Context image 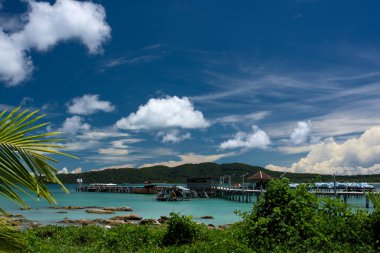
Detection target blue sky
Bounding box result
[1,0,380,175]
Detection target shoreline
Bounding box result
[2,205,226,229]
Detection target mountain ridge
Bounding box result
[56,162,380,184]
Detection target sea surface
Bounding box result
[1,183,379,226]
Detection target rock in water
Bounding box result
[123,214,142,221]
[103,206,133,212]
[86,209,115,214]
[200,216,214,219]
[140,219,160,225]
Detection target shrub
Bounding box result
[316,198,373,249]
[99,224,163,252]
[236,178,319,251]
[162,213,201,246]
[370,210,380,250]
[235,178,377,252]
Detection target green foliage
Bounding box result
[234,178,376,252]
[163,212,201,246]
[22,224,250,253]
[317,198,372,248]
[236,178,320,251]
[23,225,105,253]
[99,224,164,252]
[368,193,380,250]
[370,211,380,250]
[0,217,25,253]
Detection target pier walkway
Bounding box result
[212,186,378,208]
[76,184,132,193]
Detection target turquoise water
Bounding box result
[1,183,379,226]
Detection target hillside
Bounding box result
[56,163,380,184]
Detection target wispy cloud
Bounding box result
[78,131,130,140]
[98,148,128,155]
[214,111,270,124]
[85,147,178,165]
[140,152,236,168]
[102,55,163,69]
[99,44,166,70]
[278,145,316,154]
[111,138,143,148]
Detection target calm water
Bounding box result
[1,183,379,226]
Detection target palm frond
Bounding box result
[368,193,380,211]
[0,217,25,253]
[0,107,76,214]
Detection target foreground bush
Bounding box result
[23,224,253,253]
[234,178,376,252]
[23,224,165,253]
[162,212,202,246]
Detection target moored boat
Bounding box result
[156,186,192,201]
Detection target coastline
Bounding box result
[3,205,229,231]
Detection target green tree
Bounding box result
[0,107,74,252]
[237,178,319,251]
[368,193,380,249]
[163,213,201,246]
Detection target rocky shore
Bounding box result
[3,205,229,230]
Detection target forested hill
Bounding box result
[56,163,380,184]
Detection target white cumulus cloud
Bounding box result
[116,96,209,130]
[266,126,380,175]
[61,116,90,134]
[0,0,110,85]
[290,121,312,145]
[57,167,81,174]
[67,94,115,115]
[219,125,270,150]
[58,167,68,174]
[0,30,33,84]
[72,167,82,174]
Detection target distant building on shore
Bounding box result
[248,171,273,190]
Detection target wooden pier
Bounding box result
[212,186,378,208]
[75,183,378,208]
[76,184,182,195]
[76,184,133,193]
[213,187,260,203]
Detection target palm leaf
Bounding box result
[0,107,76,214]
[0,217,25,253]
[368,193,380,211]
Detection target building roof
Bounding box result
[247,171,273,180]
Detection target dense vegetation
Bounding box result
[57,162,380,184]
[14,179,380,252]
